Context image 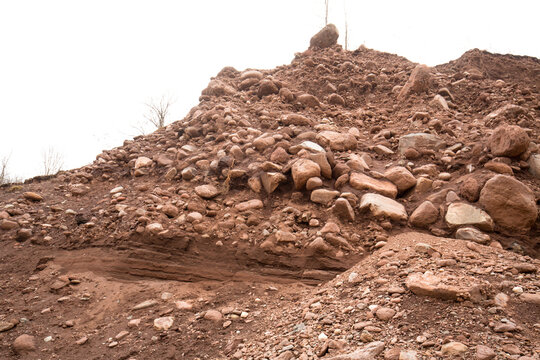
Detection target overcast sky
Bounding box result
[1,0,539,180]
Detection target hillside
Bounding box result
[0,25,539,359]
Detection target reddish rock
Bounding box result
[459,177,482,202]
[409,201,439,228]
[350,172,398,199]
[13,334,36,355]
[479,175,537,233]
[398,64,432,99]
[489,125,530,157]
[292,159,321,190]
[384,166,416,193]
[309,24,339,49]
[316,131,357,151]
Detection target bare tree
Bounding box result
[144,95,174,129]
[325,0,329,25]
[42,147,64,176]
[0,154,10,184]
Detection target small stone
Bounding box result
[132,299,158,310]
[333,197,355,222]
[409,201,439,228]
[13,334,36,354]
[310,24,339,49]
[134,156,153,169]
[441,342,468,356]
[455,227,490,244]
[476,345,496,360]
[153,316,174,331]
[310,189,340,205]
[23,192,43,202]
[194,184,220,199]
[204,310,223,322]
[375,307,396,321]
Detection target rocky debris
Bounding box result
[445,202,494,231]
[309,24,339,49]
[359,193,407,221]
[398,64,431,99]
[326,341,385,360]
[350,173,398,198]
[484,104,527,126]
[489,125,530,157]
[479,175,537,233]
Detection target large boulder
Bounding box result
[316,131,357,151]
[445,203,494,231]
[488,125,530,157]
[359,193,407,221]
[309,24,339,49]
[397,64,432,100]
[292,159,321,190]
[350,173,398,198]
[479,175,537,233]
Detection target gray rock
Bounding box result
[445,203,494,231]
[455,227,490,244]
[359,193,407,221]
[398,133,444,155]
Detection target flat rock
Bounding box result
[310,189,340,205]
[455,227,490,244]
[194,184,220,199]
[235,199,264,212]
[398,133,444,155]
[132,299,158,310]
[325,341,385,360]
[350,173,398,198]
[479,175,537,233]
[406,271,472,301]
[445,203,494,231]
[153,316,174,331]
[316,131,357,151]
[359,193,407,221]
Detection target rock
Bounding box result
[146,223,164,234]
[316,131,357,151]
[528,154,540,178]
[0,319,17,332]
[13,334,36,355]
[201,79,235,96]
[276,230,296,243]
[132,299,158,310]
[350,173,398,198]
[311,189,340,205]
[309,152,332,178]
[409,201,439,228]
[520,293,540,305]
[307,237,333,254]
[23,192,43,202]
[298,94,320,108]
[162,204,179,218]
[459,177,481,202]
[484,104,527,126]
[253,135,275,151]
[281,114,313,127]
[195,184,220,199]
[0,219,19,230]
[406,272,471,301]
[484,161,513,175]
[203,309,223,321]
[16,228,32,241]
[455,227,490,244]
[135,156,153,169]
[441,342,468,356]
[292,159,321,190]
[70,183,90,196]
[384,167,416,193]
[186,212,203,223]
[306,177,323,190]
[270,147,290,163]
[298,140,325,153]
[235,199,264,212]
[445,203,494,231]
[375,307,395,321]
[359,193,407,221]
[479,175,537,233]
[328,93,345,106]
[181,167,196,180]
[175,301,193,311]
[257,79,279,97]
[240,70,263,80]
[333,198,355,222]
[489,125,530,157]
[309,24,339,49]
[397,65,431,99]
[153,316,174,331]
[325,341,385,360]
[260,172,286,194]
[398,133,444,155]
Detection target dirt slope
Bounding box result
[1,25,539,359]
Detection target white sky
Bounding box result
[1,0,539,180]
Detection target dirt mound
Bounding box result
[1,25,539,359]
